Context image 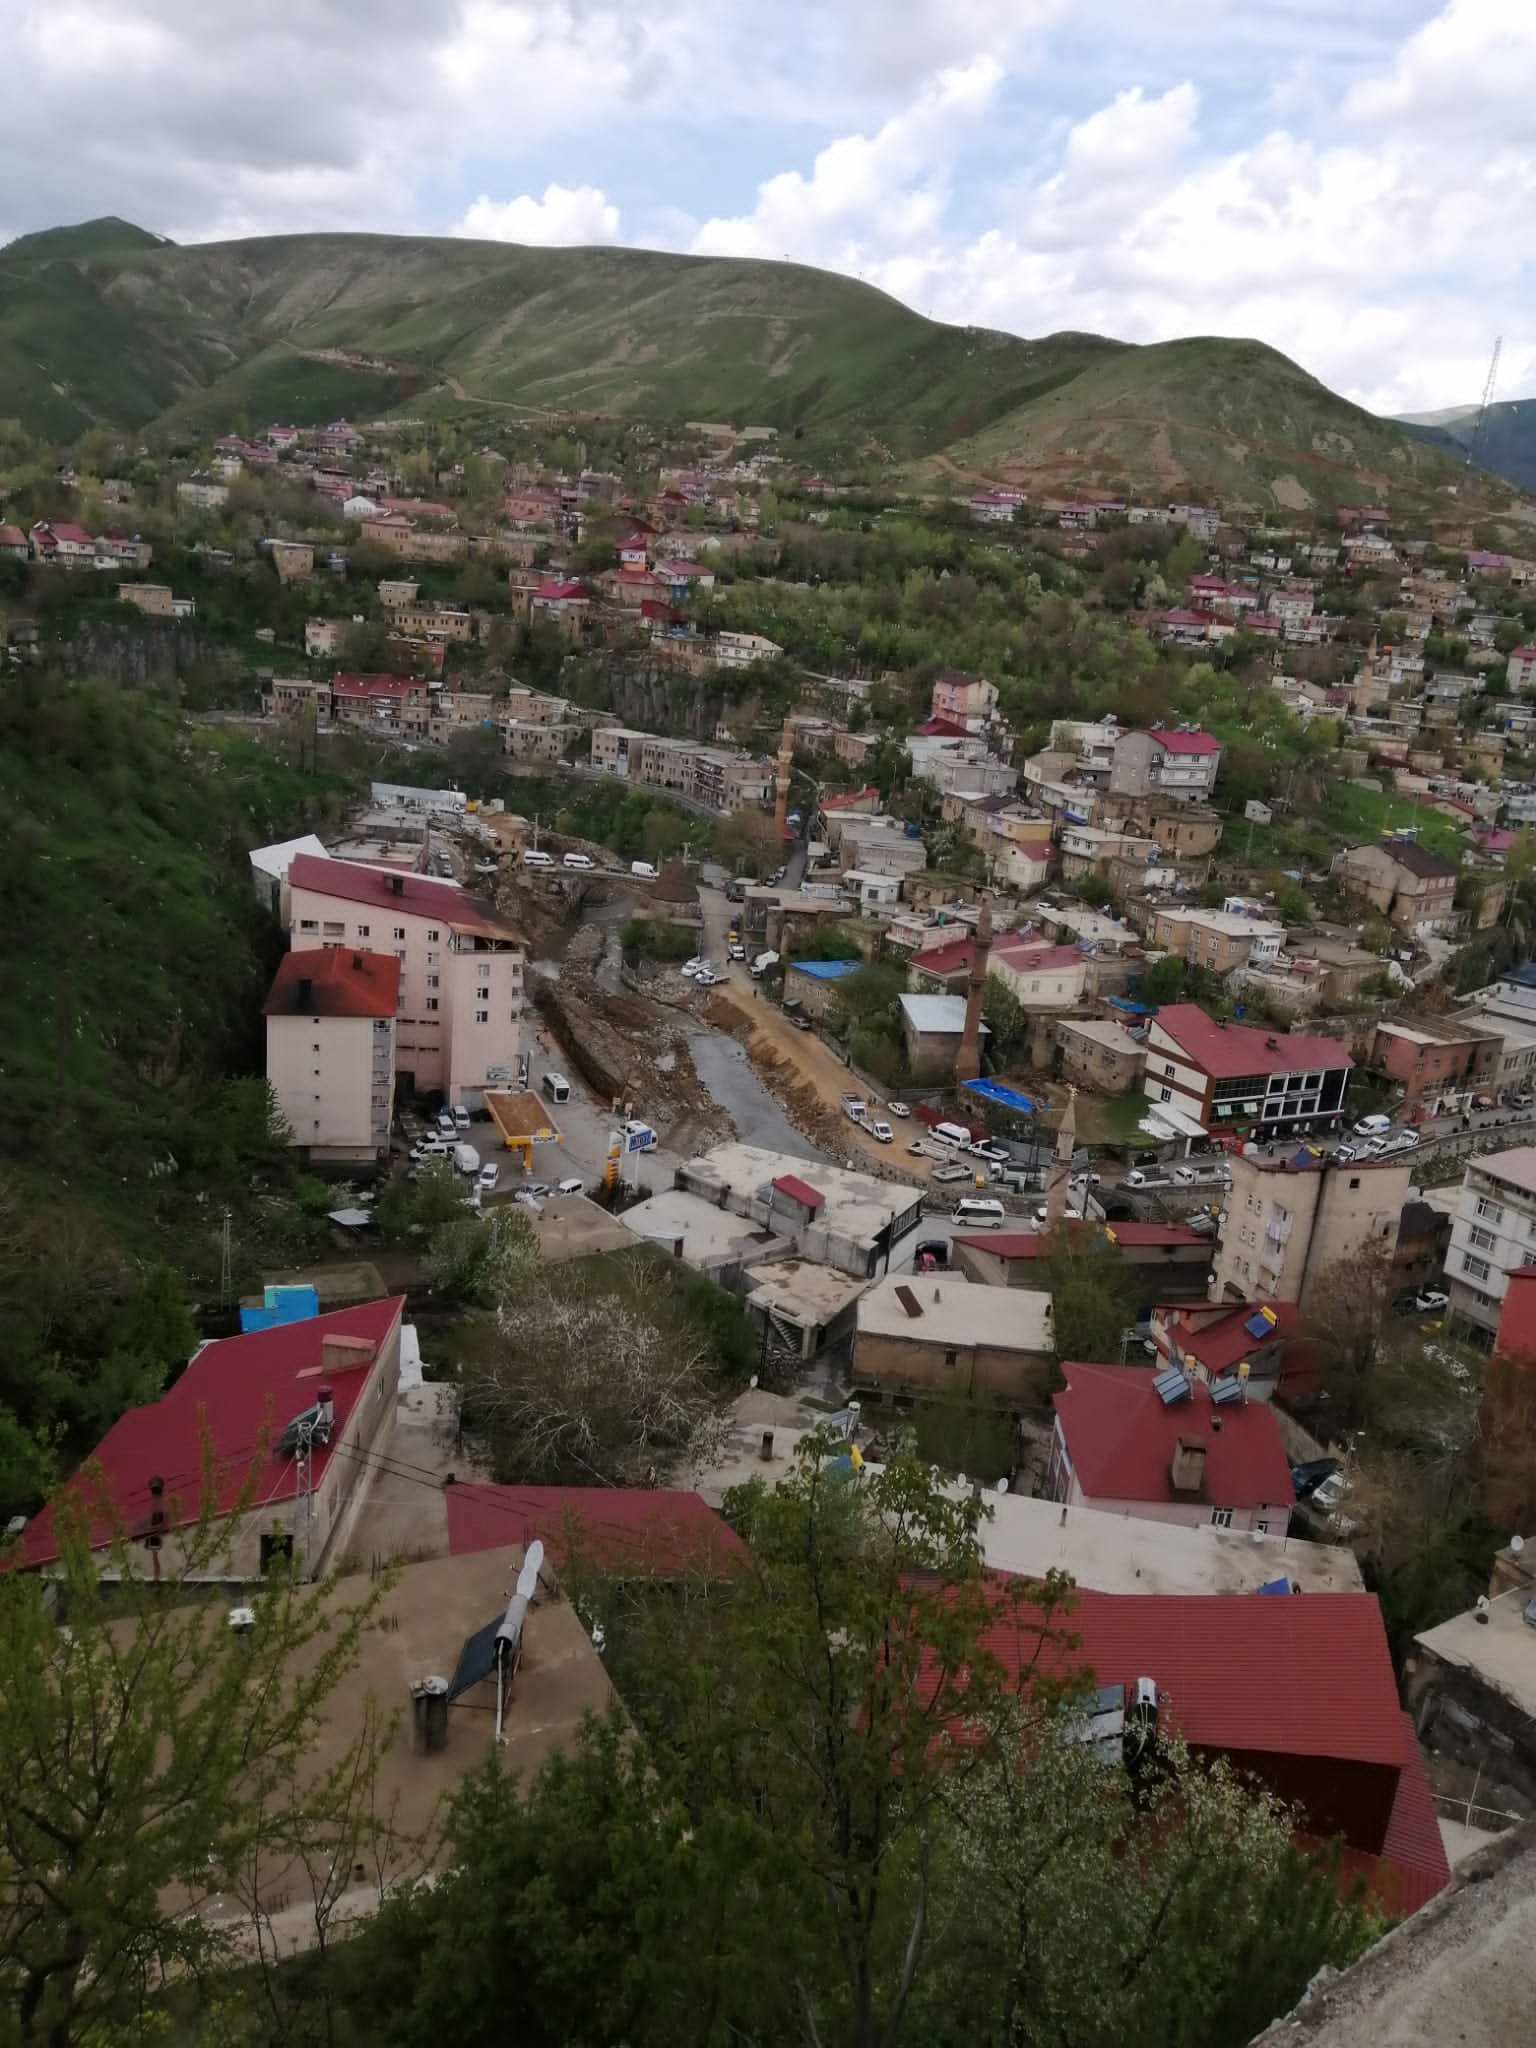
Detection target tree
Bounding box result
[376,1159,468,1243]
[980,975,1030,1067]
[1300,1238,1399,1431]
[1035,1222,1141,1363]
[1136,953,1185,1005]
[0,1471,389,2046]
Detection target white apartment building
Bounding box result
[264,947,399,1162]
[1447,1147,1536,1341]
[286,855,524,1106]
[714,630,782,669]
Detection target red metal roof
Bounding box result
[1054,1361,1294,1509]
[1151,1004,1351,1080]
[535,578,587,601]
[331,671,424,699]
[263,946,400,1019]
[445,1484,744,1572]
[1495,1264,1536,1359]
[989,938,1083,975]
[771,1173,825,1213]
[955,1221,1204,1259]
[1148,728,1221,755]
[1156,1301,1299,1375]
[915,716,972,738]
[821,786,880,810]
[909,937,973,976]
[287,852,511,936]
[21,1298,405,1564]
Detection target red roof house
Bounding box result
[907,936,974,989]
[1144,1004,1351,1138]
[446,1484,744,1574]
[975,1588,1449,1914]
[952,1221,1213,1303]
[263,945,400,1019]
[1048,1360,1294,1533]
[21,1297,406,1578]
[286,851,512,939]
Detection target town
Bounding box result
[6,398,1536,2041]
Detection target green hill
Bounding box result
[1398,397,1536,496]
[0,217,1521,513]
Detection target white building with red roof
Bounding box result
[986,934,1087,1010]
[1143,1002,1351,1139]
[264,946,401,1162]
[20,1297,406,1582]
[330,671,431,736]
[1048,1358,1294,1534]
[1110,726,1223,803]
[29,520,97,565]
[286,854,524,1106]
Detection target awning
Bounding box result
[1140,1100,1207,1139]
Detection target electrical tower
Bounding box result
[1468,336,1502,469]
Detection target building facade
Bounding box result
[1447,1148,1536,1342]
[1143,1005,1351,1139]
[264,948,399,1161]
[1212,1152,1412,1308]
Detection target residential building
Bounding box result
[330,672,431,737]
[930,670,1000,730]
[834,818,929,879]
[783,958,861,1020]
[286,854,524,1105]
[714,630,782,669]
[1147,906,1285,974]
[1447,1148,1536,1341]
[96,531,152,569]
[305,618,343,658]
[266,539,314,583]
[986,935,1087,1010]
[674,1145,924,1278]
[264,675,332,720]
[248,832,330,920]
[264,947,399,1161]
[530,578,590,636]
[1051,1016,1147,1093]
[29,520,96,565]
[445,1484,744,1574]
[1506,646,1536,694]
[590,725,650,777]
[503,716,577,763]
[118,581,175,617]
[1337,839,1459,935]
[899,993,987,1078]
[1108,727,1223,803]
[952,1221,1213,1308]
[1047,1361,1294,1535]
[1458,964,1536,1091]
[1143,1004,1352,1139]
[1148,1299,1299,1402]
[851,1276,1054,1406]
[1212,1149,1412,1308]
[906,935,974,995]
[1369,1015,1502,1111]
[0,522,28,559]
[384,599,475,641]
[177,475,229,511]
[19,1297,406,1581]
[843,869,902,912]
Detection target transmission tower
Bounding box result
[218,1207,233,1308]
[1468,336,1502,469]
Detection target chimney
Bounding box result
[297,976,313,1010]
[390,873,405,896]
[759,1429,775,1462]
[408,1675,450,1755]
[321,1333,377,1377]
[352,952,363,971]
[955,895,993,1084]
[1169,1435,1207,1493]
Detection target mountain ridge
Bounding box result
[0,217,1525,517]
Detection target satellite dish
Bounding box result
[1513,1534,1526,1555]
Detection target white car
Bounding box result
[696,969,723,986]
[1383,1128,1420,1153]
[932,1163,972,1184]
[562,851,595,870]
[477,1163,500,1191]
[436,1110,457,1136]
[556,1177,584,1197]
[1354,1113,1392,1136]
[729,944,746,961]
[870,1120,894,1144]
[886,1101,912,1119]
[453,1105,471,1131]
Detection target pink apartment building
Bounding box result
[286,855,525,1106]
[264,946,400,1162]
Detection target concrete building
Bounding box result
[286,854,524,1106]
[1457,965,1536,1093]
[1143,1005,1351,1140]
[851,1276,1054,1406]
[330,672,431,737]
[899,993,987,1079]
[118,581,175,616]
[953,1220,1215,1308]
[1212,1149,1413,1308]
[1147,906,1286,974]
[1051,1016,1147,1094]
[1108,727,1222,804]
[714,629,782,669]
[1047,1360,1294,1534]
[986,935,1087,1010]
[783,958,862,1020]
[264,947,400,1162]
[1447,1147,1536,1341]
[834,818,929,879]
[19,1297,406,1582]
[265,674,332,721]
[1338,839,1459,936]
[248,832,331,920]
[675,1145,924,1278]
[1370,1015,1502,1111]
[590,725,651,777]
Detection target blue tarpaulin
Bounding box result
[239,1284,320,1333]
[1105,995,1154,1016]
[961,1077,1037,1114]
[1259,1577,1293,1596]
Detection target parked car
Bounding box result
[1354,1113,1392,1136]
[886,1101,912,1119]
[1415,1287,1449,1312]
[907,1138,930,1157]
[681,958,703,978]
[562,851,595,870]
[436,1110,457,1136]
[453,1105,471,1131]
[729,944,746,961]
[523,1182,552,1198]
[870,1120,894,1144]
[792,1014,813,1030]
[477,1163,500,1191]
[1384,1128,1420,1153]
[1126,1168,1171,1189]
[1333,1143,1358,1164]
[695,969,724,986]
[1290,1457,1340,1502]
[971,1141,1010,1164]
[556,1177,584,1197]
[1188,1213,1218,1237]
[932,1163,971,1184]
[1360,1138,1387,1159]
[1310,1471,1352,1518]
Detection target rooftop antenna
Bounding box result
[1468,337,1502,471]
[218,1207,233,1310]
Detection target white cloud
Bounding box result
[455,184,621,245]
[1344,0,1536,142]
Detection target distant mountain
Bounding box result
[0,216,1523,518]
[1396,397,1536,495]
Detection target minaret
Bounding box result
[772,718,794,844]
[955,896,992,1083]
[1044,1086,1077,1232]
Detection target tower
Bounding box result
[1043,1087,1077,1232]
[955,896,993,1083]
[771,718,794,844]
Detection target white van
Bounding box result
[523,848,554,868]
[933,1121,973,1150]
[562,851,595,870]
[452,1142,481,1175]
[951,1197,1005,1229]
[631,860,659,880]
[541,1071,571,1103]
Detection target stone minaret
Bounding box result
[1043,1086,1078,1232]
[955,896,993,1083]
[772,718,794,843]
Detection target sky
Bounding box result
[3,0,1534,416]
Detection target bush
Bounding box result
[620,918,696,962]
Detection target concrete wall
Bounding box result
[852,1331,1054,1405]
[266,1012,390,1159]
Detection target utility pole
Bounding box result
[219,1207,233,1310]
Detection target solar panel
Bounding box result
[447,1614,502,1699]
[1209,1374,1244,1405]
[1244,1307,1278,1339]
[1153,1366,1192,1405]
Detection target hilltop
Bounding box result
[0,217,1520,516]
[1398,396,1536,495]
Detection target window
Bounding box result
[1469,1224,1496,1252]
[1163,1061,1176,1077]
[1349,1176,1361,1189]
[427,950,439,966]
[427,974,439,989]
[426,998,439,1013]
[1210,1507,1234,1529]
[1477,1196,1505,1223]
[1256,1519,1270,1535]
[356,924,370,938]
[298,918,318,932]
[1463,1253,1491,1282]
[1159,1086,1172,1102]
[475,1009,489,1024]
[943,1348,958,1369]
[393,926,406,941]
[427,928,440,941]
[477,964,492,981]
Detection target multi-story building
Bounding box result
[714,630,782,669]
[286,854,524,1105]
[591,725,650,777]
[265,675,332,720]
[383,600,476,641]
[1108,728,1223,804]
[330,672,431,736]
[1369,1015,1502,1111]
[1506,646,1536,693]
[1447,1148,1536,1342]
[1336,839,1458,936]
[1143,1004,1351,1140]
[264,946,400,1162]
[930,670,999,730]
[1458,963,1536,1093]
[987,935,1087,1010]
[1147,907,1286,975]
[1212,1150,1412,1308]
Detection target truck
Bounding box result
[840,1094,868,1125]
[453,1142,482,1175]
[751,950,780,979]
[621,1119,657,1153]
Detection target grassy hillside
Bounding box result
[0,217,1525,509]
[927,335,1506,516]
[1398,398,1536,495]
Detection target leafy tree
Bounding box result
[980,975,1030,1066]
[1035,1222,1141,1364]
[1073,873,1112,908]
[376,1158,468,1243]
[0,1471,389,2046]
[1137,953,1185,1005]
